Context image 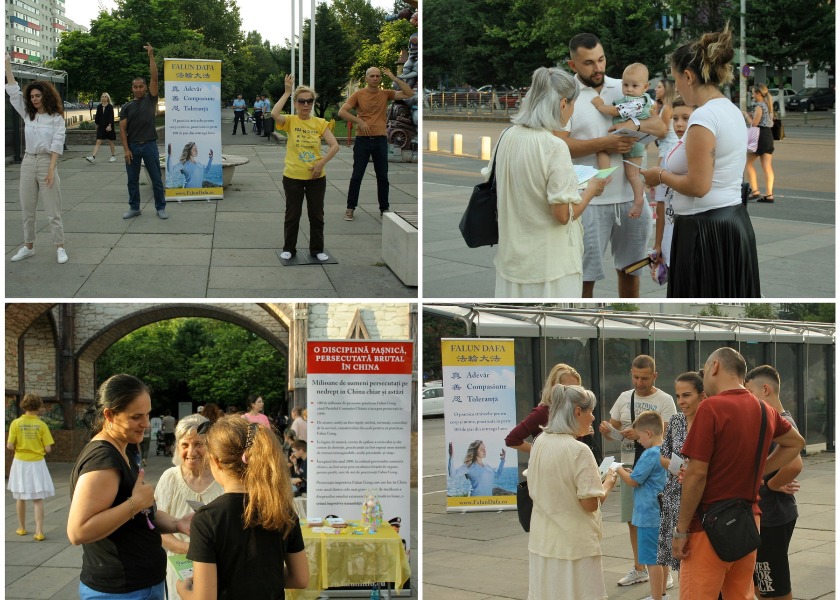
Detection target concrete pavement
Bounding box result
[422,121,835,298]
[5,450,419,600]
[5,110,417,298]
[422,416,836,600]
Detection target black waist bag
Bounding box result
[701,498,761,562]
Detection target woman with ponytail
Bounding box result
[640,24,761,298]
[177,415,308,599]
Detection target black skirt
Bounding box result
[667,203,761,298]
[755,126,774,155]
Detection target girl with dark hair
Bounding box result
[243,393,271,427]
[67,374,193,600]
[5,52,68,264]
[7,393,55,541]
[640,25,760,298]
[176,416,308,599]
[656,372,706,589]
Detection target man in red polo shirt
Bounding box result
[672,348,805,599]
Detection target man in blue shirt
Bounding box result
[253,94,264,135]
[119,43,167,219]
[232,93,247,135]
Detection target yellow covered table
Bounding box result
[286,524,411,600]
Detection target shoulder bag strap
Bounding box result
[487,127,512,191]
[630,390,635,422]
[751,400,767,494]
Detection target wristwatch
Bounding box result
[672,527,689,539]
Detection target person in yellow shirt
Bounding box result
[272,74,340,262]
[7,393,55,541]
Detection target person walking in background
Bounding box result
[243,393,271,427]
[527,384,617,600]
[161,409,177,456]
[339,66,414,220]
[640,26,760,298]
[120,43,167,220]
[139,422,152,467]
[745,84,777,204]
[176,417,309,599]
[673,348,805,599]
[272,75,340,263]
[489,66,611,298]
[154,414,223,600]
[614,411,668,600]
[5,52,69,264]
[561,34,667,298]
[744,366,802,600]
[85,92,117,163]
[657,372,706,592]
[598,354,676,589]
[7,393,55,541]
[232,93,247,135]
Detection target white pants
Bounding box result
[20,152,64,245]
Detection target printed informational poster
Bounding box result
[307,341,413,559]
[163,58,223,200]
[441,338,517,512]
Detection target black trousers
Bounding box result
[254,110,263,134]
[283,175,326,255]
[233,110,246,134]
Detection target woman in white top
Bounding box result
[487,67,611,298]
[154,414,223,600]
[527,384,617,600]
[640,26,760,297]
[5,52,68,264]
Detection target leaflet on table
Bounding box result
[668,453,685,476]
[168,554,193,580]
[611,128,659,145]
[574,165,618,188]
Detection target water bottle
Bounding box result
[369,583,380,600]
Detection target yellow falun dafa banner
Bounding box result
[441,338,518,512]
[163,58,223,200]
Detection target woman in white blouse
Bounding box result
[528,384,617,600]
[154,414,223,600]
[640,26,760,297]
[5,52,69,264]
[487,67,611,298]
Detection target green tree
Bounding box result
[331,0,388,53]
[175,0,243,53]
[697,304,726,317]
[742,304,778,320]
[670,0,738,42]
[422,314,472,381]
[424,0,484,88]
[778,304,835,323]
[350,20,415,82]
[610,303,640,312]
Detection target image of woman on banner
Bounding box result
[448,440,512,496]
[166,141,221,188]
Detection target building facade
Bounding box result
[5,0,85,65]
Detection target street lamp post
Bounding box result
[740,0,747,112]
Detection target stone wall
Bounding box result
[308,303,413,340]
[22,313,57,397]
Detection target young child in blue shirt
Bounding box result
[616,410,668,600]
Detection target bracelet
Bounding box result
[658,169,665,186]
[672,527,690,539]
[128,496,135,517]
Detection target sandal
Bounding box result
[33,533,45,541]
[747,192,762,202]
[15,528,27,536]
[757,195,775,203]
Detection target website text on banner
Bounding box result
[442,338,518,512]
[164,58,223,200]
[306,340,414,563]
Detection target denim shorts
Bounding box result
[79,580,165,600]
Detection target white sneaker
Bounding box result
[109,156,117,162]
[280,251,293,260]
[641,595,669,600]
[11,246,35,261]
[85,156,95,163]
[314,252,329,261]
[666,572,674,589]
[617,568,649,586]
[57,248,68,264]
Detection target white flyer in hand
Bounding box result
[603,422,624,441]
[668,454,684,476]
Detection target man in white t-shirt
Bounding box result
[599,354,676,588]
[559,33,667,298]
[290,406,307,441]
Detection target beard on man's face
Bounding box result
[578,71,605,88]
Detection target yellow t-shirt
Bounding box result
[277,115,328,180]
[7,414,55,461]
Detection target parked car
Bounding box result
[786,87,835,111]
[498,87,529,109]
[422,382,444,417]
[768,88,796,111]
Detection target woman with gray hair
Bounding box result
[153,413,223,599]
[485,66,612,298]
[527,384,617,599]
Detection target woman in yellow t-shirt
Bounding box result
[272,75,340,262]
[7,393,55,541]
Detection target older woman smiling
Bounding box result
[154,413,223,600]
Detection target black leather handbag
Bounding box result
[771,118,784,141]
[459,128,510,248]
[516,480,532,532]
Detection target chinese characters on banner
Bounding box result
[306,341,413,558]
[441,338,517,512]
[163,58,223,200]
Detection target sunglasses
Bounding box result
[296,98,314,105]
[197,420,213,435]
